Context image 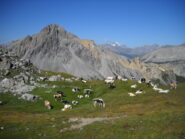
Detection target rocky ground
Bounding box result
[0,46,80,101]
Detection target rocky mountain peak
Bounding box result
[41,24,65,34]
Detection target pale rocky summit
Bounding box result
[8,24,143,80]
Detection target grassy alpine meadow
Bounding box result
[0,78,185,139]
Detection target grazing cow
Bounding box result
[56,91,65,97]
[105,79,114,84]
[77,95,83,99]
[72,87,80,92]
[170,83,177,89]
[85,94,90,98]
[61,100,69,104]
[153,85,163,92]
[53,93,62,101]
[138,80,142,84]
[72,100,78,105]
[83,89,93,94]
[44,100,52,110]
[131,77,135,80]
[135,89,144,94]
[82,80,87,83]
[128,92,136,97]
[93,98,105,108]
[108,83,116,89]
[140,78,146,83]
[146,80,151,87]
[122,78,128,81]
[131,84,137,88]
[159,89,170,94]
[106,77,114,80]
[61,104,72,111]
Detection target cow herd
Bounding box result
[44,76,177,111]
[44,87,104,111]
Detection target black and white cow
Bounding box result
[93,98,105,108]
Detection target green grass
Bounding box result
[0,79,185,139]
[40,70,76,78]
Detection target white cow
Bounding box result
[85,94,90,98]
[128,92,136,97]
[158,89,170,94]
[106,77,114,80]
[105,79,114,84]
[72,100,78,105]
[61,104,72,111]
[77,95,83,99]
[122,78,128,81]
[131,84,137,88]
[135,90,144,94]
[82,80,87,83]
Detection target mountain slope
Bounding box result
[141,44,185,63]
[8,24,142,80]
[141,44,185,79]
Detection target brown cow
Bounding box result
[170,83,177,89]
[44,100,52,110]
[53,93,62,101]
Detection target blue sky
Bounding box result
[0,0,185,47]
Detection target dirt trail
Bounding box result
[60,116,121,132]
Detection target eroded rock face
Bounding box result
[8,24,143,80]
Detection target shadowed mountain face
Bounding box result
[8,24,143,80]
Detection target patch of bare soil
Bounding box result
[60,117,121,133]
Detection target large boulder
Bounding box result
[48,75,63,81]
[0,78,15,88]
[11,84,36,95]
[20,93,39,101]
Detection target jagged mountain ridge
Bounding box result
[8,24,143,80]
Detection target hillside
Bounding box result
[0,74,185,138]
[141,44,185,80]
[0,47,184,138]
[141,44,185,63]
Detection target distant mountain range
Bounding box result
[103,41,162,58]
[6,24,185,84]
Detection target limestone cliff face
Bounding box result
[8,24,143,80]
